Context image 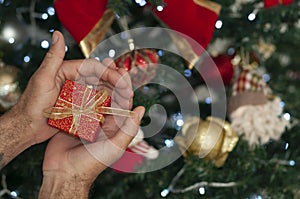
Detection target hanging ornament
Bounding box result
[175,117,239,167]
[111,128,159,173]
[0,60,21,112]
[228,69,290,147]
[113,16,160,87]
[115,48,159,87]
[54,0,115,57]
[213,55,234,85]
[264,0,293,8]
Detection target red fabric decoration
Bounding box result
[212,55,234,86]
[264,0,293,8]
[54,0,109,43]
[154,0,221,55]
[111,148,145,173]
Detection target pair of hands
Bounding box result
[14,31,144,196]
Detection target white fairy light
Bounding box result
[215,20,223,29]
[158,50,163,56]
[139,0,147,6]
[8,37,15,44]
[227,47,235,55]
[41,40,50,49]
[289,160,295,166]
[23,56,30,63]
[108,49,116,58]
[284,142,289,150]
[164,139,174,148]
[10,191,18,197]
[283,113,291,121]
[173,112,184,130]
[41,13,48,20]
[199,187,206,195]
[184,69,192,77]
[160,189,170,197]
[176,119,184,127]
[157,5,164,11]
[205,97,212,104]
[47,6,55,16]
[248,13,256,21]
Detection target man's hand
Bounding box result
[0,31,135,169]
[14,31,134,144]
[39,59,145,197]
[38,106,144,199]
[0,31,69,167]
[13,31,67,143]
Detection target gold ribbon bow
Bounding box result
[43,86,134,135]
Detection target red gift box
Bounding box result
[48,80,111,142]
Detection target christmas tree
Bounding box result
[1,0,300,198]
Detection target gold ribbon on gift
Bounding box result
[43,88,134,135]
[175,116,239,167]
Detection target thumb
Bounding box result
[110,106,145,150]
[83,106,145,168]
[39,31,66,78]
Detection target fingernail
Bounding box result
[137,108,145,121]
[52,31,59,45]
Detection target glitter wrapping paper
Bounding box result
[48,80,111,142]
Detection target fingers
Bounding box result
[78,59,130,87]
[102,57,116,69]
[98,115,126,140]
[75,58,133,99]
[113,67,133,99]
[109,106,145,150]
[38,31,66,80]
[89,106,144,167]
[60,57,133,114]
[117,68,132,90]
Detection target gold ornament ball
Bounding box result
[0,60,21,112]
[175,117,239,167]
